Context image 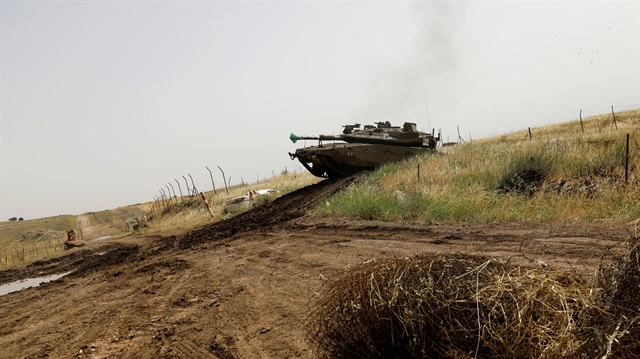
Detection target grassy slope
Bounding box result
[147,171,321,231]
[0,215,76,244]
[0,172,320,267]
[318,110,640,224]
[0,215,76,265]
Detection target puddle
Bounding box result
[0,272,73,296]
[94,236,112,241]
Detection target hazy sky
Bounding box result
[1,1,639,220]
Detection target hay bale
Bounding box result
[587,236,640,358]
[64,240,86,248]
[306,253,594,359]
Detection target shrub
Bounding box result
[496,151,553,195]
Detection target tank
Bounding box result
[289,121,439,178]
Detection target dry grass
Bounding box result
[85,204,150,235]
[0,215,76,244]
[586,235,640,358]
[146,171,320,232]
[306,238,640,358]
[1,171,319,266]
[306,254,594,358]
[0,215,76,267]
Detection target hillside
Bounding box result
[320,110,639,223]
[0,111,638,358]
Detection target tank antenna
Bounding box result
[422,86,432,130]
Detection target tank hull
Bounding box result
[291,143,433,178]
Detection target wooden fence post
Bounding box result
[579,109,584,134]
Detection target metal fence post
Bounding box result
[182,175,192,198]
[206,166,217,194]
[218,166,229,194]
[175,179,183,198]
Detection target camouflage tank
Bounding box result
[289,121,439,178]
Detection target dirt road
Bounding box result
[76,215,107,241]
[0,178,632,358]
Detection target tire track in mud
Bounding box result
[177,175,362,249]
[0,176,359,285]
[0,243,140,284]
[169,340,221,359]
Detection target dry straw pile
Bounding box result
[306,241,640,358]
[587,235,640,358]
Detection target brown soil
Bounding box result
[0,177,633,359]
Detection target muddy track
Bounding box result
[176,175,362,249]
[1,176,359,285]
[0,243,140,285]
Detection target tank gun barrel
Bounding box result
[290,133,343,144]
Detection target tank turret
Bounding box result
[289,122,439,178]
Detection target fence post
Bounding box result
[182,175,192,198]
[528,127,533,140]
[168,183,177,202]
[457,125,466,143]
[206,167,217,195]
[625,133,630,183]
[175,179,183,198]
[200,192,215,218]
[165,185,173,204]
[579,109,584,134]
[188,173,198,195]
[160,189,167,208]
[218,166,229,194]
[611,105,618,130]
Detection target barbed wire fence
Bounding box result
[1,238,67,266]
[147,163,305,219]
